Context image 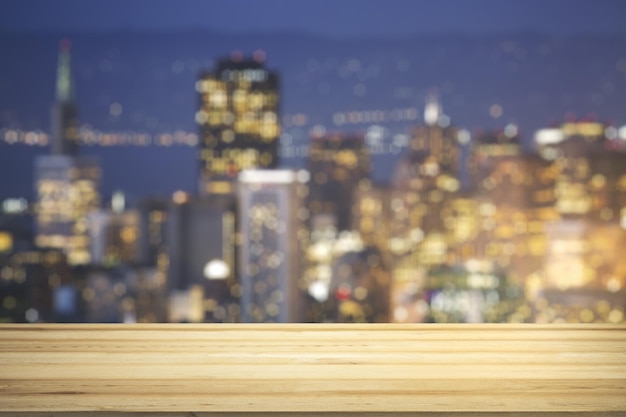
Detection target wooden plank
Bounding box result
[0,324,625,415]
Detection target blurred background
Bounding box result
[0,0,625,323]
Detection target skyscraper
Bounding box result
[35,40,101,265]
[166,192,240,322]
[409,94,460,177]
[136,197,168,267]
[307,132,370,232]
[87,208,140,266]
[50,39,80,156]
[238,170,309,322]
[196,52,280,195]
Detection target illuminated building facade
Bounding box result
[196,52,280,195]
[137,197,168,267]
[352,183,392,250]
[35,156,101,265]
[327,245,391,323]
[532,121,626,221]
[307,133,370,232]
[518,122,626,322]
[88,209,140,266]
[471,129,523,188]
[536,219,626,323]
[472,121,626,322]
[238,170,309,322]
[391,98,464,257]
[359,121,580,324]
[35,40,101,265]
[535,121,607,158]
[548,124,626,222]
[408,94,460,176]
[166,192,239,322]
[472,142,557,278]
[386,121,553,323]
[0,229,71,323]
[134,198,169,322]
[386,104,466,322]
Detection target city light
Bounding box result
[0,17,625,326]
[204,259,230,280]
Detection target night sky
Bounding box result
[2,0,626,37]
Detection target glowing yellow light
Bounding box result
[562,122,604,137]
[120,227,137,244]
[0,232,12,253]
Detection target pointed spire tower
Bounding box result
[35,40,100,266]
[51,39,79,155]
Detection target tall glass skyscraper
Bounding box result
[238,169,309,322]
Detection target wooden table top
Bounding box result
[0,324,625,415]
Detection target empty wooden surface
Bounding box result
[0,324,625,415]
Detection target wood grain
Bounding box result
[0,324,625,415]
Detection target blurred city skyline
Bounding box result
[1,1,625,324]
[2,29,626,200]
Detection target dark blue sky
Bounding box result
[2,0,626,37]
[1,0,626,201]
